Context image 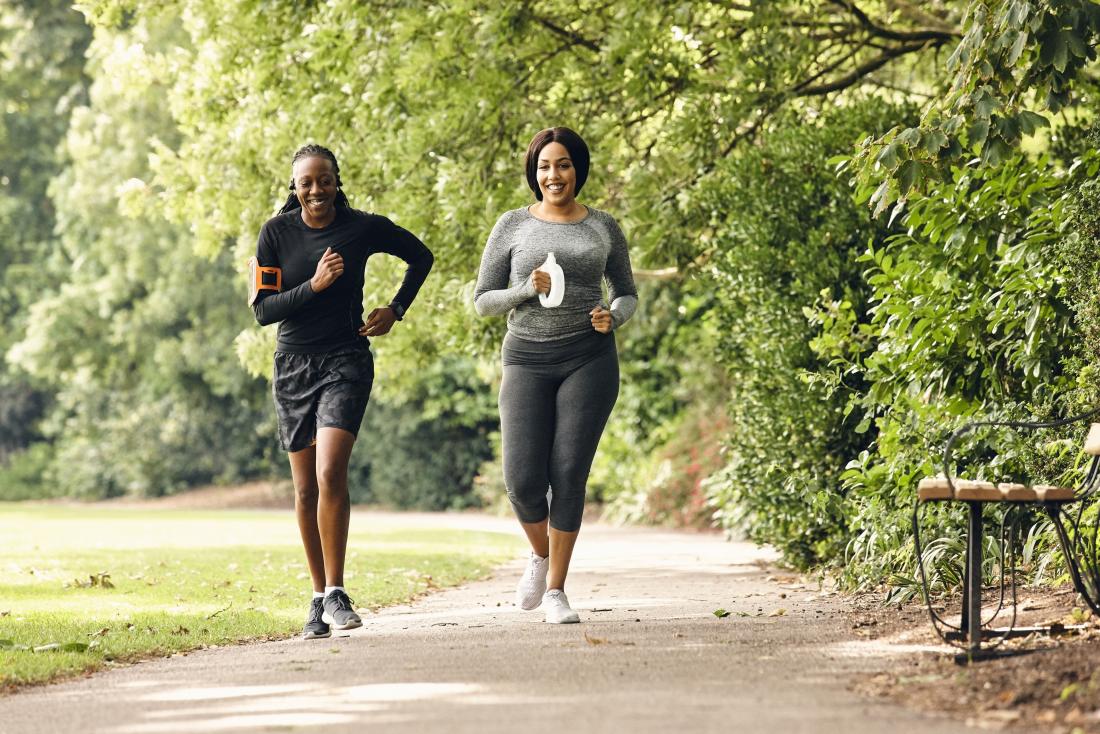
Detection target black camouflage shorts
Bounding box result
[272,341,374,453]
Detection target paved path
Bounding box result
[1,516,971,733]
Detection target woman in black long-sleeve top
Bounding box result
[250,144,433,639]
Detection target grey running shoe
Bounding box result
[303,597,331,639]
[322,589,363,630]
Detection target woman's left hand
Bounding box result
[590,306,613,334]
[360,306,397,337]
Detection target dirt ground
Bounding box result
[848,586,1100,732]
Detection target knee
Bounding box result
[504,472,547,517]
[316,462,348,494]
[550,461,590,492]
[505,467,547,504]
[293,479,319,506]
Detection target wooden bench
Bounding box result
[913,414,1100,660]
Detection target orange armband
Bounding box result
[247,257,282,305]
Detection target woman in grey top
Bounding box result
[474,127,638,624]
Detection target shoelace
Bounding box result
[330,591,355,612]
[524,556,545,580]
[309,598,326,621]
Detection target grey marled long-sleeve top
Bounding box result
[473,206,638,341]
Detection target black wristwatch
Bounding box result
[389,301,405,321]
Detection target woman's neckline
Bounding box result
[525,204,590,225]
[295,206,343,231]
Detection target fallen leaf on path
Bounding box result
[713,609,731,618]
[431,622,458,627]
[590,608,613,613]
[584,632,607,645]
[769,609,787,617]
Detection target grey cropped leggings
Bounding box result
[499,330,619,533]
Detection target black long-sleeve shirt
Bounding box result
[252,207,434,353]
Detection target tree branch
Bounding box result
[528,14,600,54]
[797,40,945,97]
[831,0,961,43]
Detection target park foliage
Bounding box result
[1,0,1099,590]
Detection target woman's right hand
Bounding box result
[310,246,343,292]
[531,268,551,295]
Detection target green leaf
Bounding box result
[59,642,90,653]
[1066,30,1090,59]
[1041,30,1069,73]
[968,119,990,149]
[974,90,999,118]
[981,138,1007,167]
[896,127,922,148]
[1025,302,1041,335]
[1007,30,1028,65]
[888,200,907,228]
[898,160,920,198]
[877,142,900,170]
[1016,110,1049,135]
[0,639,13,649]
[922,130,949,155]
[713,608,731,618]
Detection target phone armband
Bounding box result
[248,257,282,305]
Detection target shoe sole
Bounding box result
[302,629,332,639]
[546,617,580,624]
[322,612,363,630]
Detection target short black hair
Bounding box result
[524,127,590,201]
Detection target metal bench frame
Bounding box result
[912,406,1100,660]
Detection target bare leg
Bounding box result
[547,527,579,591]
[520,518,550,558]
[288,445,325,593]
[315,426,356,587]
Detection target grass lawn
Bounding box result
[0,505,521,690]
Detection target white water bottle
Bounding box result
[538,252,565,308]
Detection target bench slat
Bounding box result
[1085,423,1100,455]
[917,476,1075,502]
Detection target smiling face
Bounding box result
[292,155,338,226]
[536,142,577,207]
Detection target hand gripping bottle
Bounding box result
[538,252,565,308]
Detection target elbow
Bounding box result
[472,294,491,318]
[253,306,274,327]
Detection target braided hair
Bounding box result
[277,144,352,214]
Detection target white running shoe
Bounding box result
[515,552,549,610]
[543,589,580,624]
